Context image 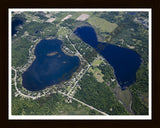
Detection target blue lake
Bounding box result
[74,26,141,89]
[129,12,136,15]
[12,18,24,36]
[22,39,80,91]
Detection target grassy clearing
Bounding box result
[57,27,71,38]
[57,27,66,38]
[87,16,118,33]
[54,12,93,22]
[56,100,101,115]
[92,59,103,67]
[23,12,43,23]
[116,87,132,108]
[54,12,69,22]
[70,12,93,20]
[88,67,104,83]
[88,57,104,83]
[141,92,148,106]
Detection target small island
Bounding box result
[47,51,58,56]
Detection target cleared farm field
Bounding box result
[70,12,93,20]
[76,14,90,21]
[87,16,118,33]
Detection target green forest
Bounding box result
[75,74,128,115]
[12,85,101,115]
[12,38,33,67]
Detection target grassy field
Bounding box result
[53,12,93,22]
[54,12,69,22]
[70,12,93,20]
[115,87,132,109]
[88,67,104,83]
[55,99,101,115]
[88,57,104,83]
[141,92,148,106]
[57,27,67,38]
[87,16,118,33]
[92,58,103,67]
[57,27,71,38]
[23,12,44,23]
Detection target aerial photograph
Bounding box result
[9,9,151,119]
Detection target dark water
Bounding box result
[35,30,39,34]
[12,18,23,36]
[22,39,80,91]
[129,12,136,15]
[74,26,141,89]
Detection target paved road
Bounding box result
[67,64,90,96]
[65,32,91,96]
[64,33,109,115]
[12,67,108,115]
[58,91,108,116]
[12,67,39,100]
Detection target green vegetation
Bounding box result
[129,65,148,94]
[23,22,57,37]
[12,86,101,115]
[75,74,128,115]
[35,13,48,20]
[62,38,76,53]
[12,38,33,67]
[131,93,148,115]
[88,57,105,83]
[60,19,75,30]
[129,65,148,114]
[96,12,149,114]
[12,16,58,67]
[115,87,132,111]
[12,14,26,23]
[70,12,93,20]
[87,16,118,33]
[22,11,44,23]
[57,27,72,39]
[70,36,97,63]
[98,12,123,24]
[88,67,104,83]
[92,58,103,67]
[98,62,117,89]
[53,12,69,22]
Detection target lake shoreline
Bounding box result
[74,26,142,89]
[22,39,81,91]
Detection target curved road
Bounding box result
[12,67,108,116]
[12,67,42,100]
